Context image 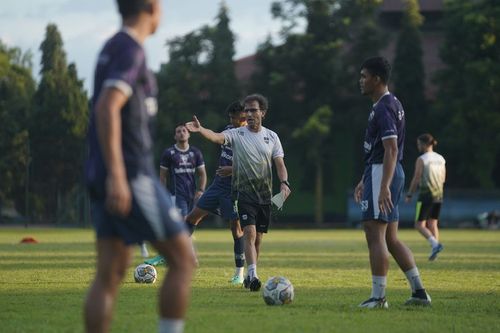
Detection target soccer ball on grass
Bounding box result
[134,264,157,284]
[262,276,294,305]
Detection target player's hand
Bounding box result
[105,175,132,217]
[378,186,393,215]
[354,180,364,203]
[185,116,201,132]
[194,190,204,201]
[281,183,291,201]
[216,166,232,177]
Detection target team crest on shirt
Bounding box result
[263,137,270,144]
[180,154,189,166]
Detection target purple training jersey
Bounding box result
[363,92,405,165]
[85,29,158,198]
[160,145,205,200]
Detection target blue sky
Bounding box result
[0,0,300,92]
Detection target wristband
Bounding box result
[280,180,291,189]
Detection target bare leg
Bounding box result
[152,233,196,319]
[84,238,133,333]
[414,220,433,240]
[386,221,416,272]
[185,206,209,227]
[230,219,243,239]
[426,219,439,241]
[363,220,389,276]
[243,225,257,267]
[255,232,263,261]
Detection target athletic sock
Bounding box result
[405,267,424,293]
[370,275,387,299]
[234,236,245,270]
[247,264,257,279]
[159,318,184,333]
[185,222,196,236]
[235,266,244,278]
[427,236,439,248]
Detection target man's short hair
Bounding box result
[116,0,152,19]
[244,94,268,111]
[361,57,391,84]
[225,101,244,114]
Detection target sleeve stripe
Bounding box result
[103,79,133,97]
[381,135,397,140]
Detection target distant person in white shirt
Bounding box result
[185,94,291,292]
[405,133,446,261]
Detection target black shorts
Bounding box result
[237,201,271,233]
[415,201,442,221]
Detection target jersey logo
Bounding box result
[180,154,189,166]
[263,137,270,144]
[241,214,248,220]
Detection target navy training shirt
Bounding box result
[363,92,405,165]
[160,145,205,200]
[85,29,158,198]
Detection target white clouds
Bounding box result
[0,0,300,92]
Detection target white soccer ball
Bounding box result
[262,276,294,305]
[134,264,157,284]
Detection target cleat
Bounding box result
[429,243,444,261]
[229,275,244,285]
[144,255,166,266]
[358,297,389,309]
[249,278,262,292]
[243,276,251,289]
[405,291,431,306]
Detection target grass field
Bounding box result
[0,227,499,333]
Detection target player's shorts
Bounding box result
[361,163,405,223]
[237,201,271,233]
[173,194,194,217]
[90,174,187,245]
[415,201,442,221]
[197,181,238,221]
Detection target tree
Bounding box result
[435,0,500,188]
[293,106,332,225]
[156,3,241,173]
[0,41,35,215]
[392,0,427,172]
[252,0,384,218]
[31,24,88,222]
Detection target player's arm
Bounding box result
[379,137,398,214]
[354,176,364,203]
[216,166,232,177]
[195,165,207,200]
[159,166,168,187]
[95,87,131,216]
[405,158,423,203]
[274,156,291,200]
[185,116,225,145]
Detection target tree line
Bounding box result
[0,0,498,224]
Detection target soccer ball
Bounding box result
[134,264,157,284]
[262,276,294,305]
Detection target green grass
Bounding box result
[0,228,499,332]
